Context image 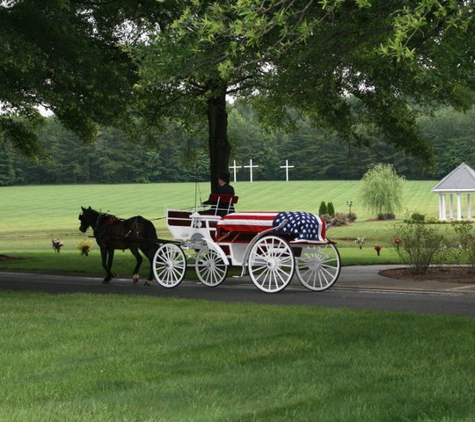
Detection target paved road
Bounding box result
[1,267,475,317]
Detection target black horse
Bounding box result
[78,206,159,284]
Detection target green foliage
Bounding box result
[392,217,447,273]
[4,0,475,184]
[327,201,335,216]
[5,103,475,185]
[0,1,143,154]
[359,163,405,219]
[448,221,475,269]
[409,212,426,222]
[319,201,328,215]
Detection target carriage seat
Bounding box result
[203,194,239,216]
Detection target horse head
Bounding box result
[79,206,99,233]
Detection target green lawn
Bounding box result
[0,180,438,272]
[1,292,475,422]
[2,182,475,422]
[0,180,440,235]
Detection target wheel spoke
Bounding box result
[195,247,228,287]
[153,243,187,288]
[295,244,340,291]
[248,235,294,293]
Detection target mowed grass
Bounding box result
[0,180,440,235]
[0,180,437,269]
[2,291,475,422]
[2,183,475,421]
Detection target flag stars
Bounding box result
[273,212,321,240]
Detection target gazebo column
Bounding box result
[449,194,454,219]
[440,194,447,220]
[468,194,472,219]
[457,192,462,220]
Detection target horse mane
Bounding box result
[86,207,124,224]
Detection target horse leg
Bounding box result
[102,248,114,284]
[130,247,143,284]
[143,244,158,283]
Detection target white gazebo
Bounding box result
[432,163,475,220]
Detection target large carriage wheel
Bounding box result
[195,247,228,287]
[294,244,341,291]
[248,235,295,293]
[153,243,187,288]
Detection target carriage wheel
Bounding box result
[153,243,187,288]
[195,247,228,287]
[248,235,295,293]
[294,244,341,291]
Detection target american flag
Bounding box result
[217,211,326,241]
[273,211,325,241]
[217,212,278,234]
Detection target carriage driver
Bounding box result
[201,171,236,216]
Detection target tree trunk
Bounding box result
[207,81,230,192]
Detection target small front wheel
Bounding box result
[248,235,294,293]
[295,244,341,291]
[153,243,187,288]
[195,247,228,287]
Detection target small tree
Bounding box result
[359,164,405,219]
[319,201,328,216]
[449,221,475,271]
[327,202,335,216]
[392,217,447,274]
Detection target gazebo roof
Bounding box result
[432,162,475,192]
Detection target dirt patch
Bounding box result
[380,267,475,284]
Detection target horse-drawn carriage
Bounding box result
[152,195,341,293]
[79,195,341,293]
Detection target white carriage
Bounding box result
[152,195,341,293]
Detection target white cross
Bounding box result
[280,160,294,182]
[229,160,242,183]
[243,159,259,182]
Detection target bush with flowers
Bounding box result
[77,240,93,256]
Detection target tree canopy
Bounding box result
[128,0,475,187]
[2,0,475,184]
[0,0,172,156]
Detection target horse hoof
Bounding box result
[133,274,140,284]
[144,281,151,286]
[102,279,110,284]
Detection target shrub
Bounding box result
[321,212,356,226]
[329,212,348,226]
[319,201,328,216]
[392,218,447,273]
[377,213,395,220]
[327,202,335,216]
[410,212,425,222]
[449,221,475,270]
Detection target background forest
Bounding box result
[1,102,473,185]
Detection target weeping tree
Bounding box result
[359,163,405,219]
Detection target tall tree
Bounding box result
[130,0,475,189]
[4,0,475,189]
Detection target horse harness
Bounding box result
[94,214,142,240]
